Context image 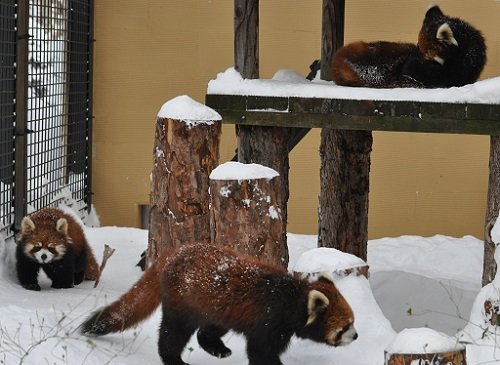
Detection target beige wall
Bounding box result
[93,1,500,239]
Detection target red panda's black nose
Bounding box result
[41,253,47,261]
[353,332,358,340]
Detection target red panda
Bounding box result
[332,5,486,88]
[80,243,357,365]
[16,207,100,291]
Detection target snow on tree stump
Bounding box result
[385,328,466,365]
[148,95,221,259]
[209,161,287,267]
[293,247,369,281]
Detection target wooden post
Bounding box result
[318,0,372,261]
[210,161,287,267]
[148,96,221,260]
[234,0,290,266]
[482,135,500,286]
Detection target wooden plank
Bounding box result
[205,95,500,135]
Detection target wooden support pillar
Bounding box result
[318,0,371,261]
[148,96,221,260]
[482,135,500,286]
[234,0,290,262]
[209,161,287,267]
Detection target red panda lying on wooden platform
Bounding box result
[332,5,486,88]
[80,243,357,365]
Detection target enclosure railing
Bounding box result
[0,0,93,242]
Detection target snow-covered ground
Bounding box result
[1,219,499,365]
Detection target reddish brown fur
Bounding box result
[330,5,486,88]
[81,249,171,334]
[81,243,356,365]
[19,207,99,280]
[332,41,419,88]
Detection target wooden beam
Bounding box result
[205,95,500,135]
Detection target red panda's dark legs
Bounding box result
[246,332,288,365]
[15,248,41,291]
[158,306,196,365]
[196,325,231,358]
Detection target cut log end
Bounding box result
[385,349,467,365]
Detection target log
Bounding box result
[233,0,291,265]
[318,0,372,262]
[209,161,287,267]
[148,96,221,261]
[385,328,466,365]
[385,350,467,365]
[482,135,500,286]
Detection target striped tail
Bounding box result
[80,250,169,336]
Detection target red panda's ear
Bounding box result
[56,218,69,236]
[436,23,458,46]
[318,272,335,284]
[306,290,330,326]
[20,216,36,234]
[425,4,443,20]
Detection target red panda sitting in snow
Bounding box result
[16,207,100,291]
[332,5,486,88]
[80,243,357,365]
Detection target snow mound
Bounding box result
[386,328,464,354]
[293,247,366,274]
[210,161,279,181]
[157,95,221,123]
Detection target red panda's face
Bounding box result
[19,216,69,264]
[418,5,458,65]
[298,276,357,347]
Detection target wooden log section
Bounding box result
[209,161,288,267]
[148,98,221,260]
[385,350,466,365]
[385,328,467,365]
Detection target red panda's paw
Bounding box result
[197,327,232,358]
[22,283,41,291]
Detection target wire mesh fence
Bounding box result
[0,0,93,241]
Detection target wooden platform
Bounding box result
[206,94,500,135]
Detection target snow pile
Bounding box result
[209,161,279,181]
[386,327,464,354]
[157,95,221,126]
[207,67,500,104]
[293,247,366,278]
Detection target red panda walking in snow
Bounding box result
[332,5,486,88]
[16,207,100,291]
[80,243,357,365]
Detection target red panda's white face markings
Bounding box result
[25,241,66,263]
[19,215,69,264]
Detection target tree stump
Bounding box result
[385,328,466,365]
[385,350,466,365]
[209,161,287,267]
[148,96,221,261]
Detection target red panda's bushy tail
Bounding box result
[80,250,170,336]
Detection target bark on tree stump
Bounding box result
[385,350,466,365]
[385,328,466,365]
[148,96,221,261]
[482,135,500,286]
[209,161,287,267]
